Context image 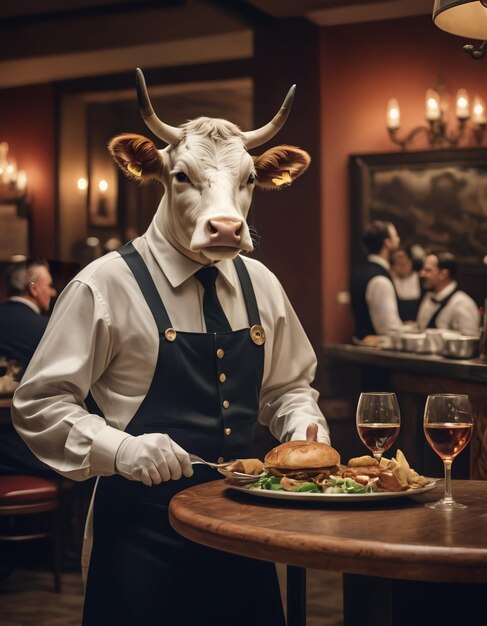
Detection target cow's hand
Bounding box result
[115,433,193,486]
[306,423,319,442]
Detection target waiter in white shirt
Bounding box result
[417,252,480,336]
[350,220,404,339]
[12,221,329,626]
[11,73,332,626]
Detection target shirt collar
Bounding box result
[367,254,391,271]
[144,218,239,293]
[432,281,457,303]
[9,296,41,314]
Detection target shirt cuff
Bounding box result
[91,426,131,476]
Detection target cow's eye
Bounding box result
[247,173,256,185]
[175,171,191,184]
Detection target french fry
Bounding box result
[380,450,430,489]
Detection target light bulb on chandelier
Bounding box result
[386,87,486,150]
[0,141,28,204]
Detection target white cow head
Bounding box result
[109,68,310,264]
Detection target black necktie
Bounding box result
[195,267,232,333]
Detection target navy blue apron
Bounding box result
[83,243,285,626]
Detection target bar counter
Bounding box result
[324,343,487,383]
[322,343,487,480]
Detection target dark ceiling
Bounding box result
[0,0,429,25]
[0,0,431,88]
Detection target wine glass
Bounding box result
[423,394,473,509]
[356,392,401,464]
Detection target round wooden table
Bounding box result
[169,479,487,626]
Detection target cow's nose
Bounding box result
[208,218,242,245]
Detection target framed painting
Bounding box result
[349,148,487,273]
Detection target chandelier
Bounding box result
[386,87,486,150]
[433,0,487,59]
[0,142,27,204]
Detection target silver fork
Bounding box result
[189,454,234,469]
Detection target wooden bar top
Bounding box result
[323,344,487,384]
[169,479,487,584]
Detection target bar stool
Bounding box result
[0,475,62,592]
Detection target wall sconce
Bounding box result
[386,88,486,150]
[0,141,28,206]
[77,177,88,192]
[97,179,109,219]
[433,0,487,59]
[86,175,117,228]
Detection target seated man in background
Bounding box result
[350,220,404,340]
[0,258,57,477]
[417,252,480,336]
[0,258,91,572]
[391,246,423,323]
[0,258,55,371]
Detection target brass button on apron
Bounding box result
[222,400,230,409]
[164,328,177,342]
[250,325,265,346]
[219,373,226,383]
[217,348,224,358]
[225,428,232,436]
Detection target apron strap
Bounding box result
[426,286,460,329]
[118,241,172,333]
[233,255,262,326]
[119,243,261,330]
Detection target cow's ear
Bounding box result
[253,145,311,191]
[108,133,162,182]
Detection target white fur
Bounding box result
[153,118,256,264]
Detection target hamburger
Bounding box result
[264,440,341,481]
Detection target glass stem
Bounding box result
[443,459,453,503]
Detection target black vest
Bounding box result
[350,261,396,339]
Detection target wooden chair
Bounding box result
[0,475,62,592]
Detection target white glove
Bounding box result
[115,433,193,486]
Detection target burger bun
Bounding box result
[264,440,340,471]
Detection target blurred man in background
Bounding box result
[417,252,480,336]
[0,258,56,476]
[350,220,404,340]
[0,258,56,371]
[0,258,91,572]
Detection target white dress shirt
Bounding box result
[416,282,480,336]
[365,255,404,335]
[392,272,421,301]
[12,218,329,481]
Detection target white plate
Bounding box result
[226,481,437,502]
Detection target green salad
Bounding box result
[249,472,375,494]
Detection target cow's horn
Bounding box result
[243,84,296,149]
[135,68,182,145]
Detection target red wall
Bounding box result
[320,15,487,343]
[0,84,56,259]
